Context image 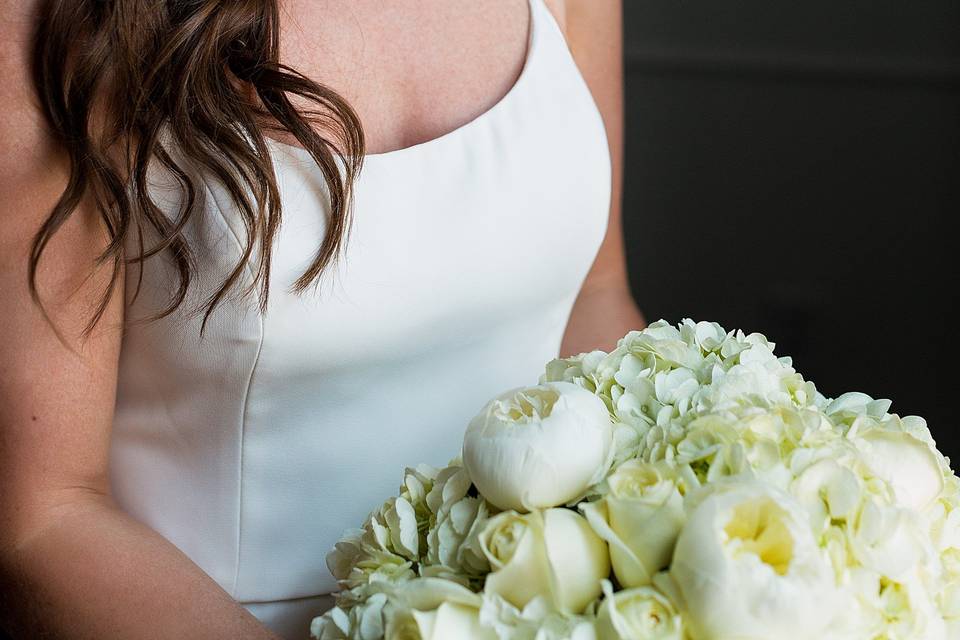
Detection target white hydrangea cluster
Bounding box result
[312,320,960,640]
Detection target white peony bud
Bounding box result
[479,508,610,614]
[670,482,845,639]
[462,382,613,512]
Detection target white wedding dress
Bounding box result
[109,0,610,637]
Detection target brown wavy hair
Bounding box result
[29,0,365,336]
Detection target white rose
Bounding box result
[670,482,845,639]
[580,460,685,587]
[402,602,492,640]
[595,580,683,640]
[463,382,613,512]
[479,508,610,614]
[396,579,492,638]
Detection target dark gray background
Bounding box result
[621,1,959,460]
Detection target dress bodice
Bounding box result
[110,1,610,637]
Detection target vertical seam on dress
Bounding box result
[201,180,264,598]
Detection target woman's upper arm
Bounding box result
[557,0,628,290]
[0,5,124,546]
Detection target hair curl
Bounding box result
[30,0,365,335]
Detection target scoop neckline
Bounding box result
[264,0,540,163]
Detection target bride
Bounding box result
[0,1,643,638]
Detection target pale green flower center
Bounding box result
[487,516,528,564]
[724,498,795,576]
[878,578,910,623]
[494,388,560,423]
[609,467,661,498]
[943,548,960,575]
[387,612,424,640]
[619,595,672,634]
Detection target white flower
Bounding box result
[680,318,727,353]
[791,457,862,534]
[326,526,416,592]
[697,343,808,413]
[462,382,613,512]
[671,415,741,482]
[617,321,703,371]
[312,579,495,640]
[824,391,891,423]
[326,466,448,594]
[852,570,949,640]
[940,569,960,623]
[423,465,490,585]
[479,593,598,640]
[541,350,608,394]
[405,602,493,640]
[479,508,610,614]
[312,593,390,640]
[595,580,683,640]
[670,482,845,639]
[580,460,686,587]
[312,603,352,640]
[847,496,929,580]
[854,429,944,511]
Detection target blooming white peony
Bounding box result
[462,382,613,512]
[670,482,846,639]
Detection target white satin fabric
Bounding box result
[110,0,610,637]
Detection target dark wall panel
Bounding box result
[621,1,960,459]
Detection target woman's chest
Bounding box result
[275,0,532,154]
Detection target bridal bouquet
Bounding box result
[311,320,960,639]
